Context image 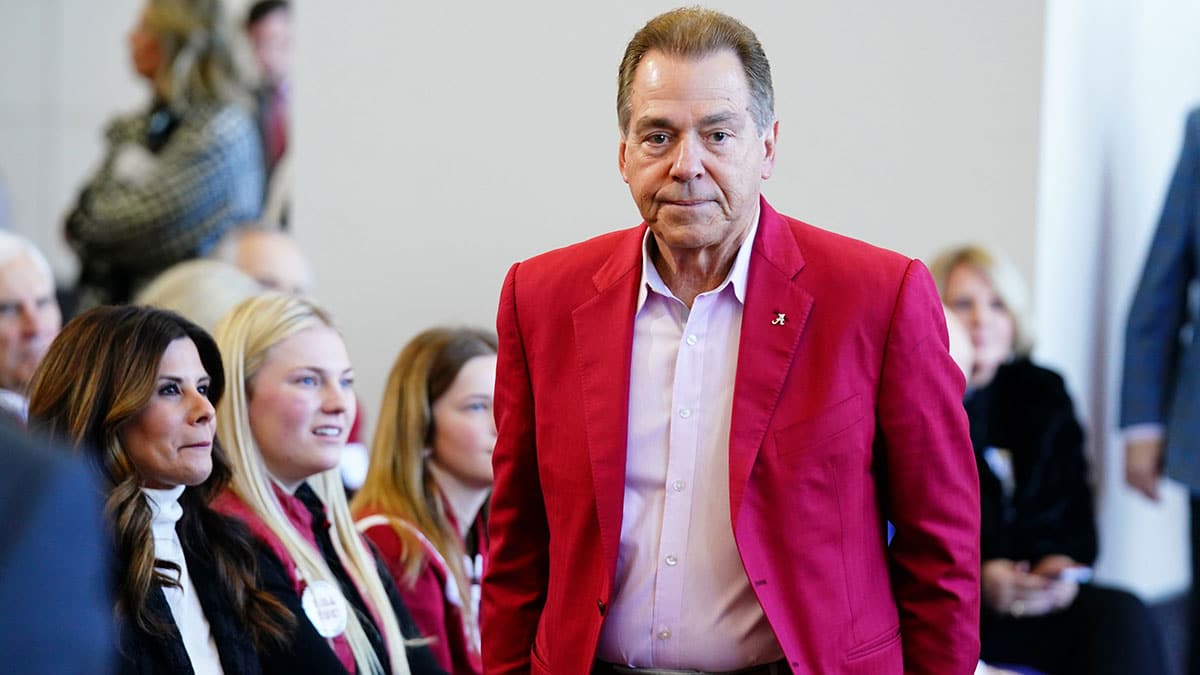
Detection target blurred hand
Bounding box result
[1031,554,1080,578]
[983,559,1075,617]
[1125,436,1165,501]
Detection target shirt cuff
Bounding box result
[1122,423,1165,443]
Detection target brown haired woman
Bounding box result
[352,327,497,674]
[28,305,291,674]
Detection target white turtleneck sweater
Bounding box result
[142,486,225,675]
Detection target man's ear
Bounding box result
[760,119,779,179]
[618,137,630,184]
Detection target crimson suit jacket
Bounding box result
[481,198,980,674]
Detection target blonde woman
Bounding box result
[930,245,1166,675]
[66,0,263,307]
[210,293,442,674]
[352,328,497,675]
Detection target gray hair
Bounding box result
[617,7,775,136]
[0,232,54,287]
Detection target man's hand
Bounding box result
[982,559,1076,618]
[1125,436,1165,501]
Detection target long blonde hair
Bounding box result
[352,327,496,639]
[214,293,410,675]
[143,0,255,111]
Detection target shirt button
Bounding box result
[672,479,686,492]
[665,554,678,566]
[657,628,671,640]
[679,408,691,418]
[685,334,698,346]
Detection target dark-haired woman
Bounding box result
[28,305,291,674]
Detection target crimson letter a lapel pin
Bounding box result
[771,312,786,326]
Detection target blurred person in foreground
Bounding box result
[0,421,112,673]
[481,7,980,673]
[933,244,1167,675]
[65,0,263,308]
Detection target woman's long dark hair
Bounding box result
[28,305,291,647]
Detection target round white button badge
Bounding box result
[302,580,349,638]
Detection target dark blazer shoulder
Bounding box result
[992,359,1073,414]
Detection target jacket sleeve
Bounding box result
[65,105,264,271]
[876,260,981,675]
[1018,372,1098,566]
[480,262,550,674]
[1121,109,1200,428]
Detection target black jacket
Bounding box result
[964,358,1097,565]
[118,541,262,674]
[254,484,445,675]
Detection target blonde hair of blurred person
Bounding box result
[133,0,256,112]
[215,228,312,295]
[929,245,1033,389]
[352,327,498,671]
[0,232,61,420]
[212,293,412,675]
[136,258,263,332]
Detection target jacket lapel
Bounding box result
[571,226,644,579]
[730,199,814,521]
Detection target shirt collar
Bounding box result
[637,203,760,311]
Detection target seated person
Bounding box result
[0,233,61,425]
[135,258,264,332]
[210,292,443,674]
[215,228,312,296]
[353,328,498,674]
[28,305,292,673]
[930,244,1167,675]
[65,0,263,307]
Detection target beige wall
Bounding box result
[292,1,1045,427]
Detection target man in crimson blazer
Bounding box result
[482,8,980,674]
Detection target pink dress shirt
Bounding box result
[596,213,785,669]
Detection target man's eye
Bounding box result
[710,131,729,142]
[0,304,18,316]
[647,133,669,145]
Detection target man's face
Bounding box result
[0,253,61,393]
[619,49,777,254]
[235,233,313,296]
[248,10,293,86]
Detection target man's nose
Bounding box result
[670,135,705,181]
[18,303,43,335]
